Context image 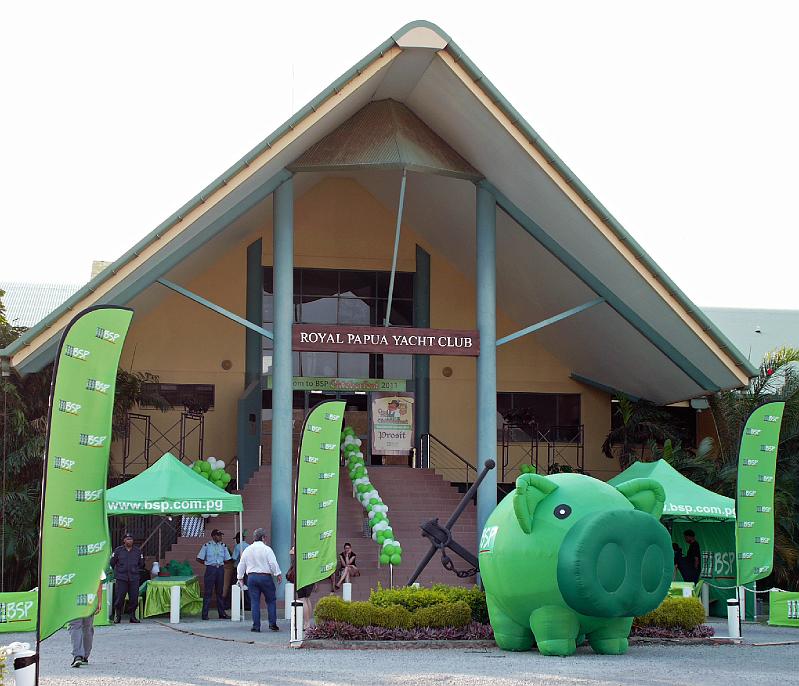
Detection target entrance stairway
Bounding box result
[157,465,478,602]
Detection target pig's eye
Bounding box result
[553,504,572,519]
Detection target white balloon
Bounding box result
[372,531,378,541]
[382,539,396,548]
[216,460,225,469]
[373,521,389,531]
[355,438,362,446]
[355,452,363,459]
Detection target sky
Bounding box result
[1,1,797,309]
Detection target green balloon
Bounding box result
[379,553,390,565]
[357,484,370,494]
[344,443,358,453]
[199,461,212,473]
[376,532,386,543]
[222,473,231,483]
[390,554,401,565]
[343,427,356,437]
[354,467,365,479]
[192,463,203,473]
[211,468,224,480]
[369,498,380,506]
[383,528,393,539]
[384,544,395,556]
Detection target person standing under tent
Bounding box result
[197,528,230,620]
[110,533,144,623]
[682,529,701,583]
[236,528,282,632]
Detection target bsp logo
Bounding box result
[95,327,121,343]
[740,489,757,498]
[324,413,340,421]
[77,541,107,556]
[319,529,333,540]
[54,456,76,471]
[75,489,104,502]
[48,573,76,587]
[320,561,336,574]
[301,519,318,527]
[302,488,318,496]
[64,345,90,361]
[76,593,97,606]
[745,428,761,436]
[86,378,111,394]
[0,600,34,623]
[479,526,499,553]
[318,499,334,509]
[58,400,81,415]
[309,425,322,433]
[304,455,319,464]
[302,551,319,560]
[743,459,759,466]
[52,515,74,529]
[318,472,336,480]
[321,443,337,451]
[79,434,107,448]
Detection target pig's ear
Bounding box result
[615,478,666,518]
[513,474,558,534]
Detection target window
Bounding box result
[262,267,414,379]
[497,392,581,441]
[141,383,215,412]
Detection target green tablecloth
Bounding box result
[139,576,202,618]
[768,591,799,627]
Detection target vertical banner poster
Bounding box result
[735,401,784,586]
[37,306,133,641]
[371,393,414,455]
[294,401,345,591]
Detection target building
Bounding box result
[1,21,755,582]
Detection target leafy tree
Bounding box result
[1,292,167,591]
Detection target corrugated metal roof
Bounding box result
[702,307,799,366]
[289,99,482,180]
[0,281,82,328]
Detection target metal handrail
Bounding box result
[420,433,477,487]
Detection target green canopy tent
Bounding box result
[609,460,751,618]
[106,453,244,618]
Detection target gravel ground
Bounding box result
[5,618,798,686]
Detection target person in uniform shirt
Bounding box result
[110,533,145,623]
[197,528,230,620]
[236,527,282,632]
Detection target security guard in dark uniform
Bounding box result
[197,529,230,620]
[110,533,145,623]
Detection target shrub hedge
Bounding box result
[314,595,471,629]
[369,584,488,623]
[635,597,706,630]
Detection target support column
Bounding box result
[271,176,293,580]
[413,245,430,454]
[475,185,497,545]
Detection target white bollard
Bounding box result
[290,601,304,647]
[342,582,352,602]
[107,581,115,622]
[738,586,747,622]
[726,598,741,638]
[682,587,692,598]
[11,648,36,686]
[169,585,181,624]
[231,584,241,622]
[284,582,294,620]
[701,583,710,616]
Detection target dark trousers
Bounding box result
[202,566,225,618]
[247,573,276,630]
[115,578,139,617]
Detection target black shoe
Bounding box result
[81,657,89,665]
[270,625,280,632]
[218,614,229,620]
[130,616,140,623]
[113,615,121,624]
[71,656,82,668]
[251,627,260,632]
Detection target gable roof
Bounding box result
[0,20,755,401]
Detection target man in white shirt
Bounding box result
[237,528,282,632]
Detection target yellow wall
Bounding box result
[115,177,616,480]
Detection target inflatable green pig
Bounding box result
[479,473,671,656]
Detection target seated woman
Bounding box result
[333,542,359,590]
